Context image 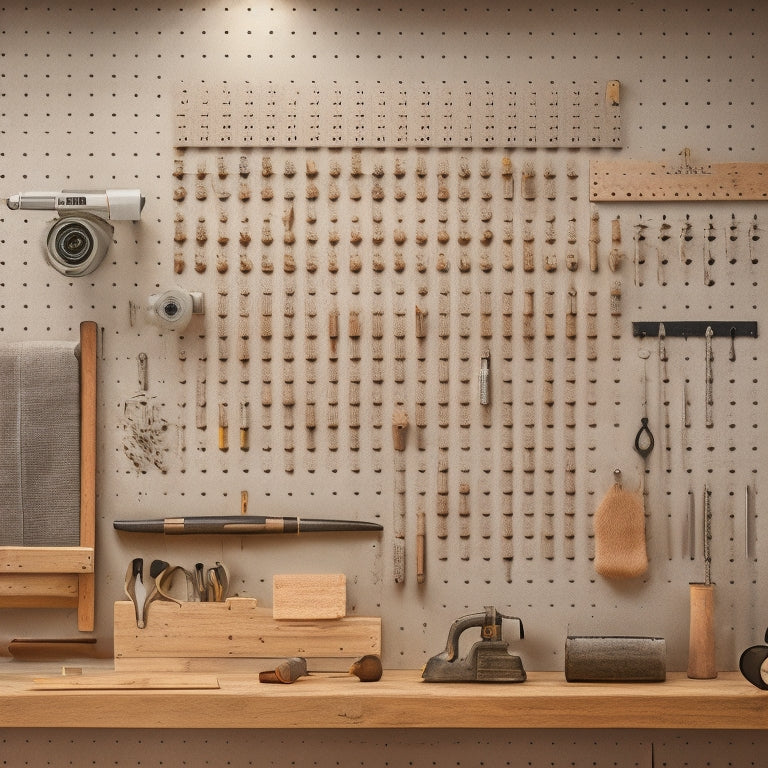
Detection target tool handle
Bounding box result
[349,654,383,682]
[688,583,717,679]
[262,657,307,684]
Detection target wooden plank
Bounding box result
[33,673,220,690]
[273,573,346,620]
[113,657,362,672]
[0,546,93,573]
[590,159,768,201]
[1,668,767,730]
[0,574,78,607]
[115,657,269,672]
[8,638,98,659]
[78,320,98,632]
[113,599,381,660]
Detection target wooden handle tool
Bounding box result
[259,655,383,684]
[218,403,229,451]
[688,485,717,679]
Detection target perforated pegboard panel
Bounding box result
[2,727,768,768]
[173,78,623,147]
[0,0,767,762]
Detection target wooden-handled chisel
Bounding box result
[258,655,383,684]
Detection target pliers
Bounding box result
[193,561,229,602]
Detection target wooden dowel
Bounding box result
[688,582,716,679]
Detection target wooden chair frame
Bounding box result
[0,321,96,631]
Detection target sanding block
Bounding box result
[565,635,666,682]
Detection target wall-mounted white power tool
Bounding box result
[147,287,205,332]
[6,189,144,277]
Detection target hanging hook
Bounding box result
[635,348,655,459]
[729,326,736,362]
[634,417,655,459]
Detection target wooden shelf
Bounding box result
[0,662,766,730]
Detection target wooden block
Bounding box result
[605,79,620,106]
[113,599,380,662]
[590,159,768,202]
[272,573,346,620]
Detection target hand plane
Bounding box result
[422,606,526,682]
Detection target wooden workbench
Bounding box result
[0,662,765,730]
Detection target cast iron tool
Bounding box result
[422,606,526,682]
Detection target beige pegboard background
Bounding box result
[0,0,766,763]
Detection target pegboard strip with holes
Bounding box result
[174,80,622,148]
[590,160,768,202]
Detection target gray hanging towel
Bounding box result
[0,340,81,546]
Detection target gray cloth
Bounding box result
[0,340,81,546]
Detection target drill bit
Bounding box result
[703,484,712,586]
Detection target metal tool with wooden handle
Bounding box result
[259,655,383,684]
[688,484,716,679]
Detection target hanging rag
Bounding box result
[0,340,81,546]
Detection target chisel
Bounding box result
[687,484,717,679]
[258,655,383,684]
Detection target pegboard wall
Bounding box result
[3,727,768,768]
[0,0,766,763]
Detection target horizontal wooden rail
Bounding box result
[0,546,94,573]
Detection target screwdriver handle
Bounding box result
[687,582,717,679]
[349,654,383,682]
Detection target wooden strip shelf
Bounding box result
[590,159,768,201]
[0,663,766,730]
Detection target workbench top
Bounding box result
[0,662,766,730]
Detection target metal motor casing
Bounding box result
[44,213,114,277]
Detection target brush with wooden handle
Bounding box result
[688,484,716,679]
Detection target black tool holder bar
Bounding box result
[632,321,758,339]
